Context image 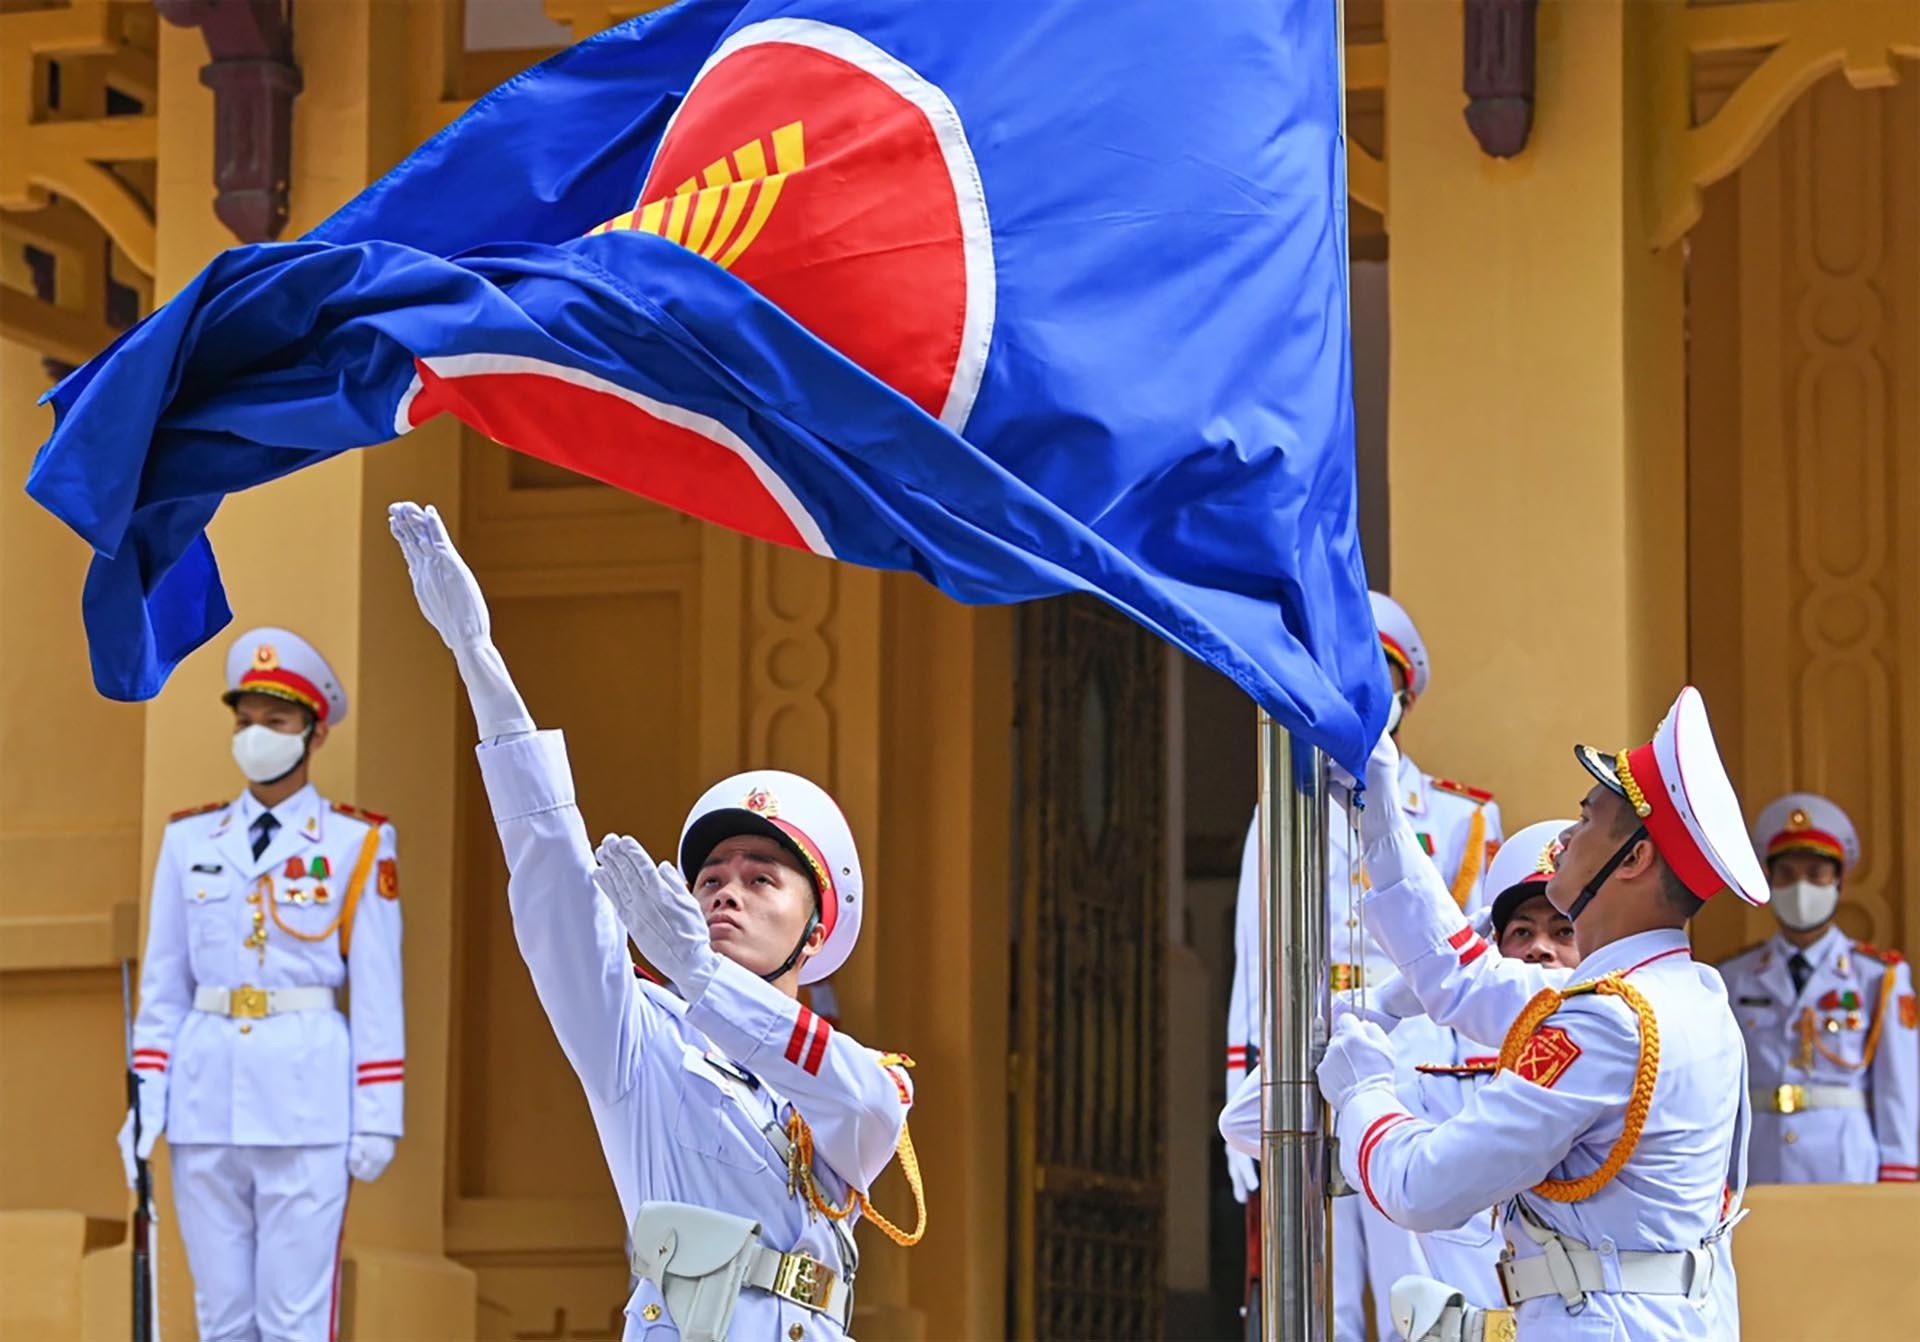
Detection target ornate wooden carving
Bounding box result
[156,0,301,244]
[1463,0,1536,159]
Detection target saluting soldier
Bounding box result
[388,502,920,1341]
[1319,688,1763,1340]
[1224,591,1501,1340]
[1716,793,1918,1185]
[118,628,404,1342]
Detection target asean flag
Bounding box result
[27,0,1389,774]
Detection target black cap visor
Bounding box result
[1573,743,1628,799]
[681,809,820,895]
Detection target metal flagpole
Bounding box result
[1258,711,1330,1339]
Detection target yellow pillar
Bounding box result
[1383,0,1688,823]
[137,3,472,1334]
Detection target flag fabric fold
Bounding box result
[27,0,1388,773]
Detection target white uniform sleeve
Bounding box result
[1336,995,1637,1232]
[131,824,193,1129]
[1363,821,1566,1049]
[1219,1064,1262,1159]
[477,730,667,1104]
[1223,814,1262,1200]
[689,958,909,1192]
[1873,958,1918,1183]
[348,821,405,1137]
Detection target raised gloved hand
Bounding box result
[1315,1013,1398,1111]
[1359,727,1404,848]
[1227,1147,1260,1202]
[1333,986,1408,1035]
[347,1134,396,1183]
[115,1104,161,1191]
[388,502,534,740]
[595,835,721,1001]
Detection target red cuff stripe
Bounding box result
[785,1007,816,1065]
[1357,1113,1418,1219]
[1446,925,1476,950]
[133,1048,169,1060]
[133,1061,168,1073]
[357,1072,404,1086]
[1459,938,1490,966]
[803,1016,832,1076]
[356,1059,404,1072]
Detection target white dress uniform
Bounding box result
[1330,688,1766,1340]
[130,631,403,1342]
[1713,792,1917,1186]
[478,731,911,1341]
[1224,594,1500,1342]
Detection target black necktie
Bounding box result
[1788,952,1812,996]
[251,812,280,860]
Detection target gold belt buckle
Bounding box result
[1774,1083,1804,1114]
[1480,1310,1517,1342]
[771,1252,836,1312]
[1331,963,1364,992]
[230,985,270,1019]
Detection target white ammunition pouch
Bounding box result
[630,1202,851,1341]
[1390,1275,1514,1342]
[1497,1202,1712,1314]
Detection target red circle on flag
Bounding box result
[641,30,978,423]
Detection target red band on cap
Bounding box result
[1625,741,1722,899]
[1379,634,1414,681]
[1766,829,1847,865]
[769,818,838,944]
[237,668,329,722]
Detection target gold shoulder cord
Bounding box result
[784,1053,927,1247]
[1497,973,1660,1203]
[1449,805,1488,909]
[265,826,384,955]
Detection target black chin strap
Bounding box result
[1565,826,1648,923]
[763,904,821,983]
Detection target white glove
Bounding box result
[1316,1014,1398,1111]
[387,502,534,741]
[348,1133,396,1183]
[1333,987,1407,1035]
[115,1106,161,1191]
[595,835,721,1000]
[1227,1147,1260,1201]
[1369,973,1425,1026]
[1359,727,1404,848]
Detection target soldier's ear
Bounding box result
[309,719,331,750]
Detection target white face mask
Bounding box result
[232,723,310,784]
[1385,692,1405,736]
[1771,879,1839,932]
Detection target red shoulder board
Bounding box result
[1855,943,1905,966]
[168,801,228,823]
[632,961,663,985]
[330,801,390,826]
[1433,778,1495,805]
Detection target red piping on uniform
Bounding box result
[327,1188,350,1342]
[1446,926,1475,950]
[804,1017,832,1075]
[786,1007,817,1064]
[1619,947,1690,978]
[1458,939,1489,967]
[1357,1113,1417,1219]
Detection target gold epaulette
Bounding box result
[1433,777,1495,806]
[330,800,390,826]
[168,801,229,823]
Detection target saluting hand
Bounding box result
[595,835,720,1001]
[387,501,534,740]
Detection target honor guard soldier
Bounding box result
[118,628,404,1342]
[1225,591,1502,1341]
[1319,688,1763,1340]
[1716,793,1918,1185]
[389,502,921,1341]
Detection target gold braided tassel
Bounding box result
[783,1055,927,1247]
[1450,806,1488,909]
[1497,974,1659,1203]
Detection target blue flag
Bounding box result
[27,0,1387,773]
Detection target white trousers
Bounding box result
[1334,1192,1434,1342]
[171,1144,349,1342]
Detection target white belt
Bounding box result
[743,1242,852,1329]
[1499,1205,1711,1311]
[193,985,336,1019]
[1754,1083,1865,1114]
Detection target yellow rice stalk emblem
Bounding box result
[589,121,805,271]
